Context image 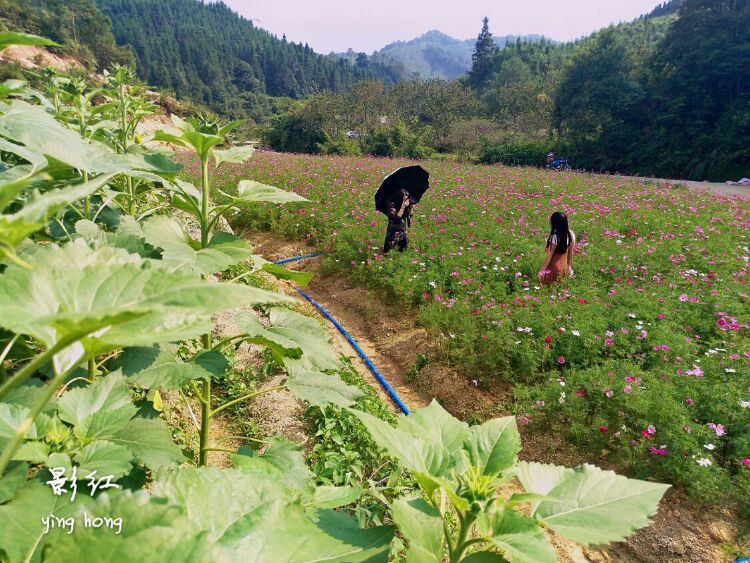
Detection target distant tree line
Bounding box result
[267,0,749,181]
[94,0,405,118]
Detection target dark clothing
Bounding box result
[384,204,408,252]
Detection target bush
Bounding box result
[478,140,550,167]
[365,121,433,159]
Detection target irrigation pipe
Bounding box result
[274,252,325,265]
[274,254,411,415]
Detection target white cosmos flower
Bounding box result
[704,443,716,451]
[740,400,750,409]
[697,458,712,467]
[572,330,581,337]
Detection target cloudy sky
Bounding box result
[222,0,666,53]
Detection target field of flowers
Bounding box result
[191,151,750,504]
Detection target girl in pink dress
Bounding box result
[539,211,576,285]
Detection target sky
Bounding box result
[222,0,666,54]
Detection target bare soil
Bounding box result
[1,44,82,72]
[246,229,748,563]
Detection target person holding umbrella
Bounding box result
[375,165,430,254]
[384,189,412,253]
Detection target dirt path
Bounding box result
[251,233,502,418]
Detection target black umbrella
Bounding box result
[375,165,430,215]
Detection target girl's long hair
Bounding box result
[546,211,571,255]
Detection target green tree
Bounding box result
[469,17,498,88]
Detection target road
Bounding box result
[621,175,750,198]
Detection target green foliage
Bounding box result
[353,400,669,561]
[0,0,134,69]
[0,48,390,560]
[478,140,549,167]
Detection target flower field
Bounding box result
[198,151,750,504]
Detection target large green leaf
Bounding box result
[57,373,136,440]
[154,116,223,160]
[142,215,253,275]
[267,308,340,375]
[0,173,115,255]
[487,510,556,563]
[235,311,303,360]
[463,416,520,478]
[152,466,292,542]
[286,370,362,408]
[307,485,362,510]
[0,461,27,504]
[461,553,507,562]
[398,400,468,457]
[260,262,314,287]
[213,145,255,168]
[153,466,392,561]
[112,417,186,469]
[0,101,180,178]
[526,463,670,545]
[390,495,444,563]
[514,461,571,514]
[0,403,39,441]
[121,344,227,390]
[232,436,312,492]
[0,479,94,563]
[0,241,289,371]
[47,490,228,563]
[74,218,161,259]
[348,409,432,476]
[0,32,58,51]
[229,180,307,205]
[73,440,133,479]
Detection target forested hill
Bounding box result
[95,0,404,113]
[367,30,546,79]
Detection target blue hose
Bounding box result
[274,252,325,265]
[274,254,411,415]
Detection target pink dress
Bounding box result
[541,232,576,284]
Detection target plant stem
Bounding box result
[87,358,96,382]
[0,365,74,476]
[82,170,91,220]
[199,377,211,466]
[200,157,210,248]
[449,511,478,563]
[126,176,135,216]
[189,380,207,405]
[0,342,68,402]
[209,385,285,418]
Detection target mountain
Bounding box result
[361,30,547,80]
[94,0,404,115]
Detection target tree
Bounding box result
[469,17,498,88]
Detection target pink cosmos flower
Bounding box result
[741,459,750,466]
[557,356,566,365]
[604,338,614,346]
[575,389,586,397]
[600,426,609,434]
